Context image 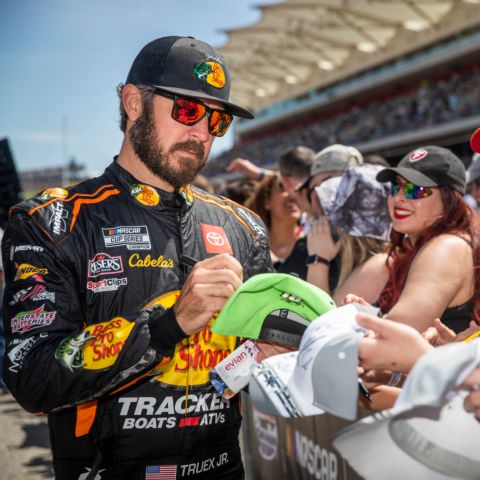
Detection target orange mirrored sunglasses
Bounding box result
[154,90,233,137]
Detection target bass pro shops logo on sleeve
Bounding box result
[55,317,134,371]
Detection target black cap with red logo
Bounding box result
[376,145,466,194]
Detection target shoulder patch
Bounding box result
[11,183,120,245]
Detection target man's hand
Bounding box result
[356,312,433,373]
[227,158,275,180]
[255,340,296,362]
[341,294,371,306]
[174,254,243,336]
[307,216,341,261]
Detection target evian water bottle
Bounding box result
[209,340,259,399]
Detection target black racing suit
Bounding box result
[2,160,272,480]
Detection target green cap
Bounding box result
[211,273,336,341]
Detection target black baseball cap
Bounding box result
[376,146,466,194]
[126,36,253,119]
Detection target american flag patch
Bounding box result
[145,464,177,480]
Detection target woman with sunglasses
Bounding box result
[375,145,480,333]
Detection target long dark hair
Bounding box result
[377,186,480,324]
[244,173,280,230]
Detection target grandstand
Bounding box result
[204,0,480,179]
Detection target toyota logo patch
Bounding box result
[201,224,233,254]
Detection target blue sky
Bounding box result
[1,0,277,174]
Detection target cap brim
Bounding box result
[470,128,480,153]
[376,167,438,187]
[294,176,311,192]
[249,351,325,417]
[334,396,480,480]
[153,85,254,119]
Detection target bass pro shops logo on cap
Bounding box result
[194,61,226,88]
[409,148,428,162]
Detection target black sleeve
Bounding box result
[2,212,187,413]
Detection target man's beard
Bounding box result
[129,99,207,189]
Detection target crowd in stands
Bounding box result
[204,66,480,177]
[196,137,480,434]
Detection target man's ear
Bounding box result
[122,84,143,124]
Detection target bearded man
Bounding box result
[2,36,271,480]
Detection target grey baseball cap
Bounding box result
[295,144,363,192]
[249,304,376,421]
[333,339,480,479]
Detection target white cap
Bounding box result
[249,304,376,421]
[333,340,480,479]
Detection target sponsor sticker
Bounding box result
[130,184,160,207]
[88,253,124,278]
[48,202,69,235]
[14,263,48,282]
[288,428,339,479]
[39,187,68,200]
[118,393,230,430]
[87,277,127,293]
[253,408,278,461]
[409,148,428,162]
[128,253,174,269]
[11,305,57,333]
[10,245,44,261]
[200,224,233,254]
[55,317,134,371]
[194,61,226,88]
[9,285,55,305]
[102,226,151,250]
[7,333,47,373]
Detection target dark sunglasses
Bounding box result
[390,179,433,200]
[153,90,233,137]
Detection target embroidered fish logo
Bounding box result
[194,62,226,88]
[130,184,160,206]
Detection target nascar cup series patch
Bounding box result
[130,183,160,206]
[55,317,134,371]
